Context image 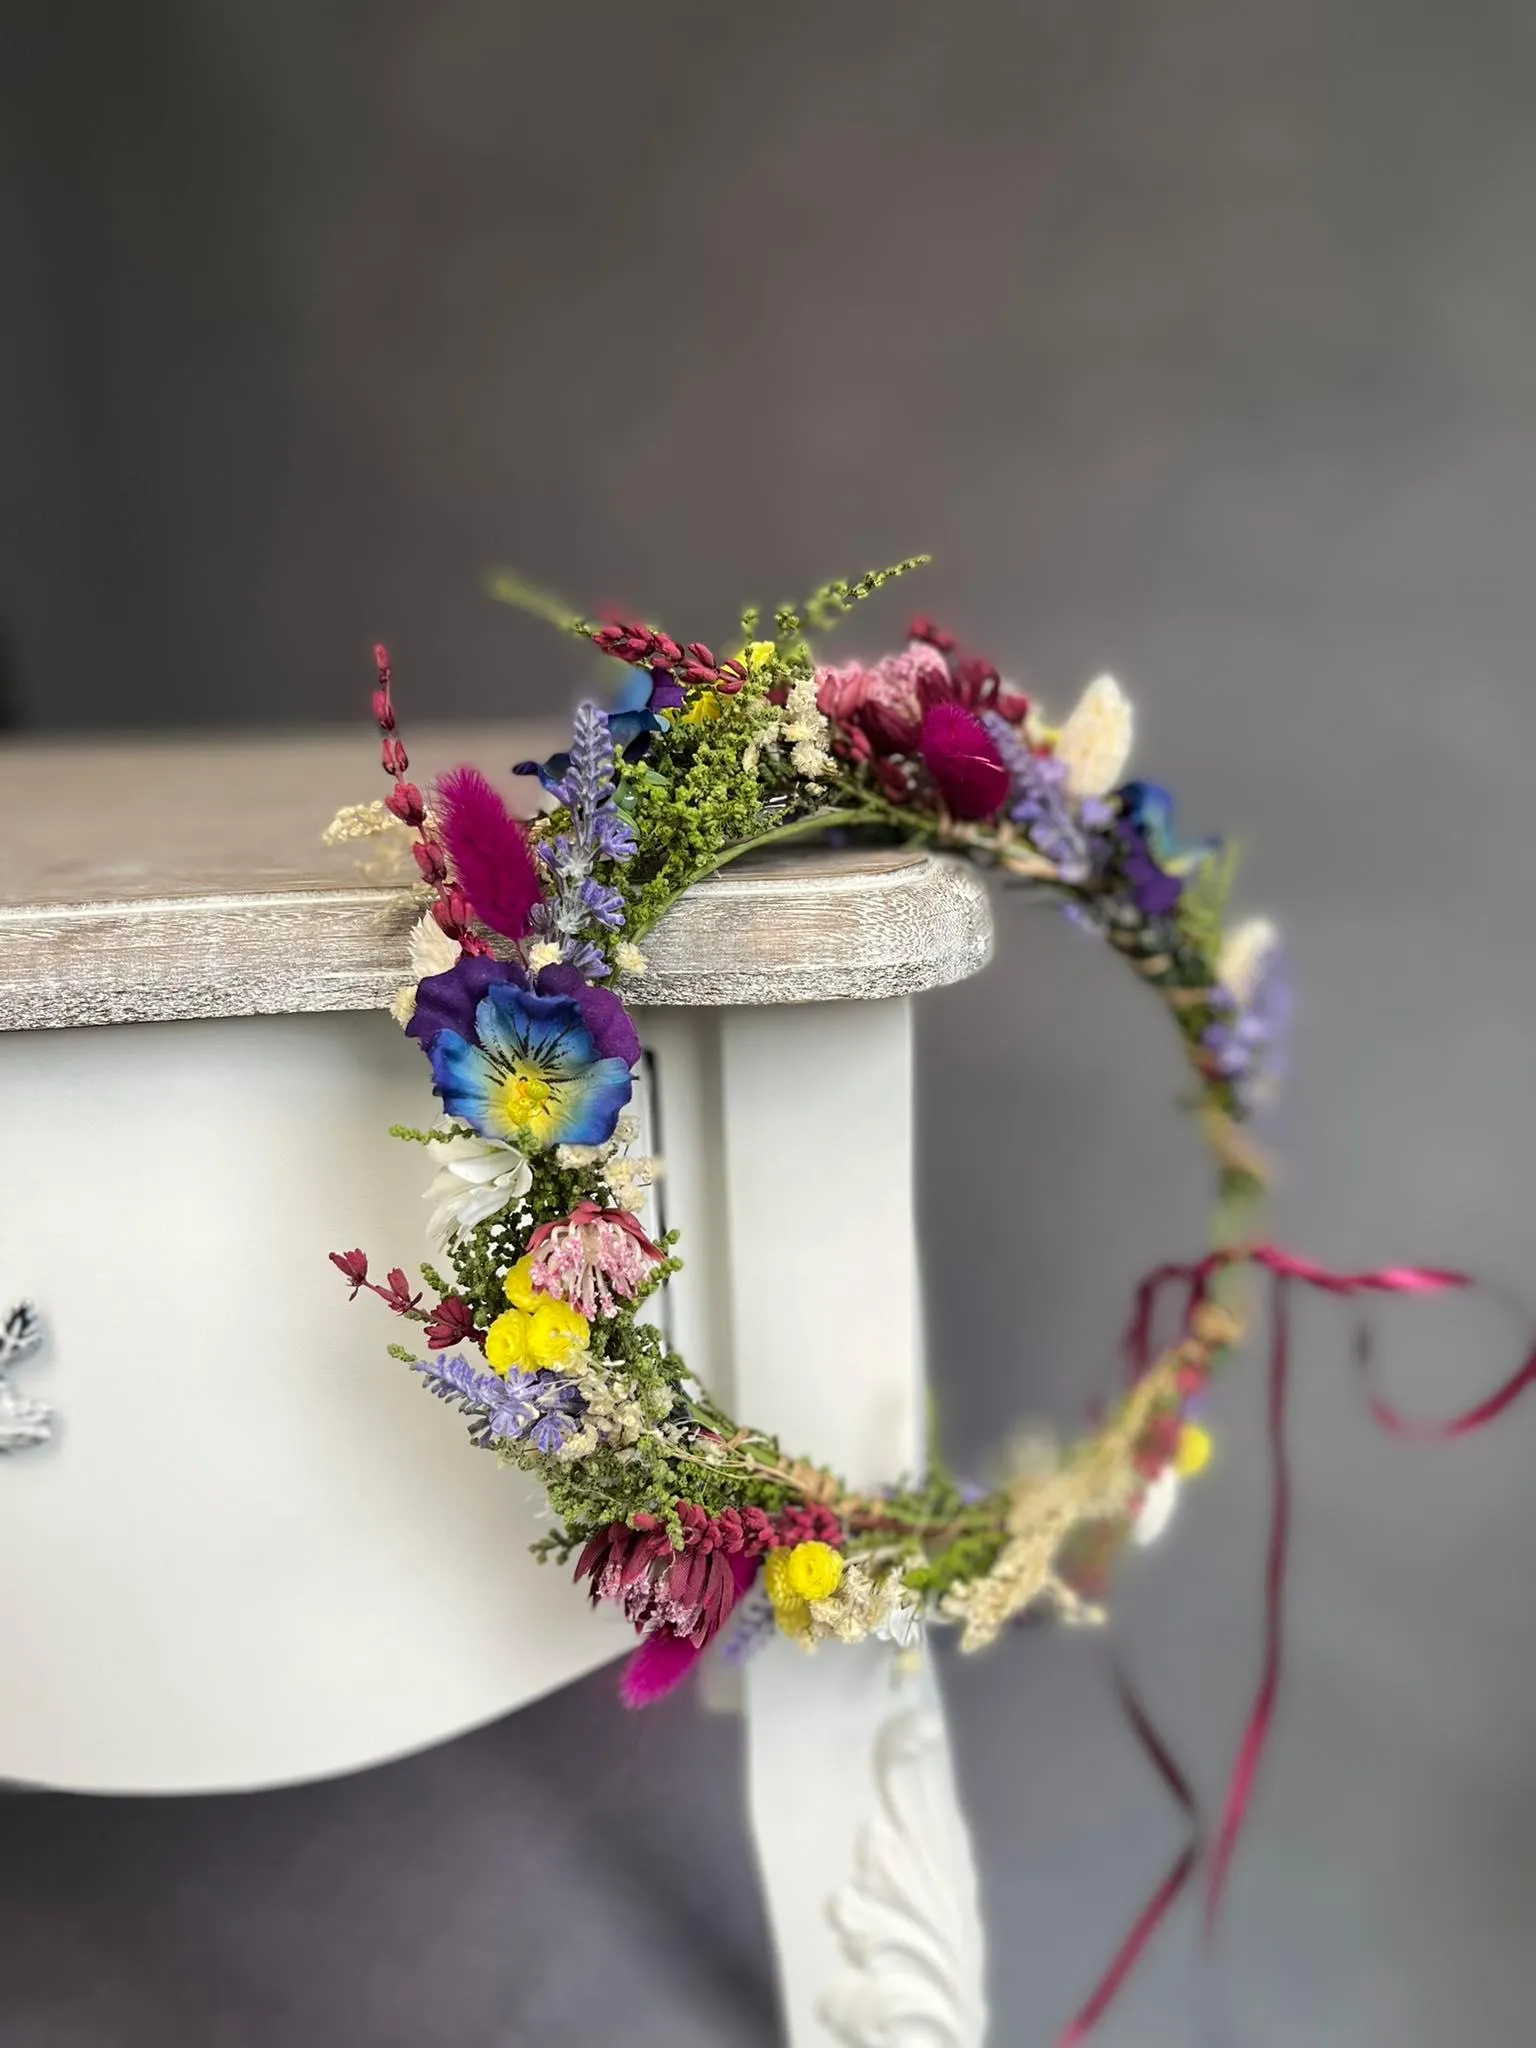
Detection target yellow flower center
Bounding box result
[499,1064,553,1123]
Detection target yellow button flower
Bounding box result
[483,1292,589,1376]
[503,1257,542,1311]
[485,1309,533,1376]
[782,1540,844,1603]
[763,1549,810,1638]
[525,1297,589,1368]
[1176,1422,1213,1477]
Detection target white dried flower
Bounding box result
[323,800,398,845]
[798,1561,923,1649]
[603,1155,659,1212]
[1053,674,1135,797]
[1132,1464,1180,1548]
[389,912,463,1026]
[424,1134,532,1243]
[527,939,563,972]
[1218,916,1280,1007]
[613,942,648,978]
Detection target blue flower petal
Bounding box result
[427,1029,504,1137]
[473,983,598,1075]
[552,1055,634,1146]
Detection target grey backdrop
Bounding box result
[5,2,1536,2042]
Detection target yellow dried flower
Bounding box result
[485,1310,532,1376]
[485,1284,588,1375]
[1175,1422,1213,1477]
[783,1540,844,1602]
[503,1258,542,1312]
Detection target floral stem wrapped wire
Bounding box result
[331,559,1289,1707]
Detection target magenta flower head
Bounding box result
[919,702,1010,820]
[435,765,542,942]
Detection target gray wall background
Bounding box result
[5,1,1536,2041]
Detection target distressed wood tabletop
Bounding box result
[0,727,993,1030]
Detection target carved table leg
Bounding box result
[708,1000,988,2046]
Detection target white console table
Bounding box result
[0,727,995,2046]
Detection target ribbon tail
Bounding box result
[1353,1302,1536,1441]
[1203,1271,1292,1939]
[1058,1663,1202,2046]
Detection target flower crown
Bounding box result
[331,558,1287,1704]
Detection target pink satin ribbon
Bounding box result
[1061,1245,1536,2043]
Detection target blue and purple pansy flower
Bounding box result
[515,669,686,792]
[407,954,639,1152]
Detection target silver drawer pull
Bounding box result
[0,1302,51,1452]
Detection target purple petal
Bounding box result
[404,953,526,1049]
[534,965,642,1069]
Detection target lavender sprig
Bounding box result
[981,712,1100,883]
[530,701,638,971]
[1201,943,1292,1112]
[411,1354,588,1453]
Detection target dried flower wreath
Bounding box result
[329,559,1536,2032]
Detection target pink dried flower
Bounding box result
[423,1294,480,1350]
[368,644,496,951]
[773,1502,844,1549]
[578,1506,765,1706]
[330,1249,425,1317]
[907,614,957,656]
[376,1267,423,1314]
[412,840,448,885]
[329,1248,371,1298]
[816,644,950,756]
[525,1201,664,1319]
[385,780,427,827]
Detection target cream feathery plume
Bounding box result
[1053,673,1135,798]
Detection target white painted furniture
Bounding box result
[0,728,994,2045]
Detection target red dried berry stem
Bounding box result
[584,618,747,695]
[372,644,491,955]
